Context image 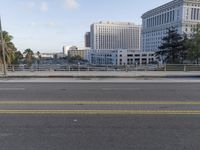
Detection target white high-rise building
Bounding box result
[90,21,141,50]
[142,0,200,52]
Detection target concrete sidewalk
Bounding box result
[0,71,200,78]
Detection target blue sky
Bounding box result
[0,0,171,53]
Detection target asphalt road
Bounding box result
[0,81,199,150]
[0,115,200,150]
[0,82,199,101]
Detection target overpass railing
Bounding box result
[0,64,200,72]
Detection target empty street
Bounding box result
[0,80,199,150]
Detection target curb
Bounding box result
[0,75,200,79]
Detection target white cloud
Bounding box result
[40,2,49,12]
[63,0,79,10]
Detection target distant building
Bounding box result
[34,53,54,59]
[88,49,155,65]
[90,21,141,50]
[68,46,90,60]
[68,50,85,59]
[63,45,78,55]
[84,32,91,47]
[141,0,200,52]
[63,46,74,55]
[54,53,66,59]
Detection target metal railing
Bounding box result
[0,64,200,72]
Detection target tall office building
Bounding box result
[90,21,141,50]
[141,0,200,52]
[84,32,91,48]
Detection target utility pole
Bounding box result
[0,16,7,76]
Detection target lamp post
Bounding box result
[0,16,7,76]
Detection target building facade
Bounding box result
[68,50,86,59]
[88,50,155,65]
[63,46,72,55]
[84,32,91,48]
[141,0,200,52]
[90,22,141,50]
[68,46,90,60]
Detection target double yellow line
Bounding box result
[0,101,199,105]
[0,101,199,115]
[0,110,199,115]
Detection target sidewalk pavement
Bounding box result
[0,71,200,78]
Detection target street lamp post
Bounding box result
[0,17,7,76]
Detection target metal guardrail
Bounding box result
[0,64,200,72]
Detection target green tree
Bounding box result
[23,49,35,66]
[69,55,83,64]
[0,31,16,64]
[12,51,23,64]
[156,27,186,64]
[179,33,189,64]
[186,24,200,64]
[36,51,41,64]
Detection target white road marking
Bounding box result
[102,88,140,91]
[0,88,25,91]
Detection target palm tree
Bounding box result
[36,51,42,70]
[23,49,35,66]
[0,31,16,64]
[13,51,23,64]
[36,51,41,63]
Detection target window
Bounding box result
[142,54,147,57]
[194,8,197,20]
[127,54,133,57]
[167,12,170,23]
[135,54,140,57]
[191,8,194,20]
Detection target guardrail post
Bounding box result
[49,65,52,72]
[164,64,167,72]
[78,64,80,72]
[68,66,71,72]
[30,66,34,72]
[12,65,15,72]
[184,65,187,72]
[125,65,128,72]
[145,65,147,72]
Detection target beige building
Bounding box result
[142,0,200,52]
[68,50,85,59]
[90,21,141,50]
[67,46,90,60]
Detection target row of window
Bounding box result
[146,10,175,27]
[191,8,200,20]
[118,54,154,57]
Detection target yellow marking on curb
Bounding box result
[0,110,200,115]
[0,101,199,105]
